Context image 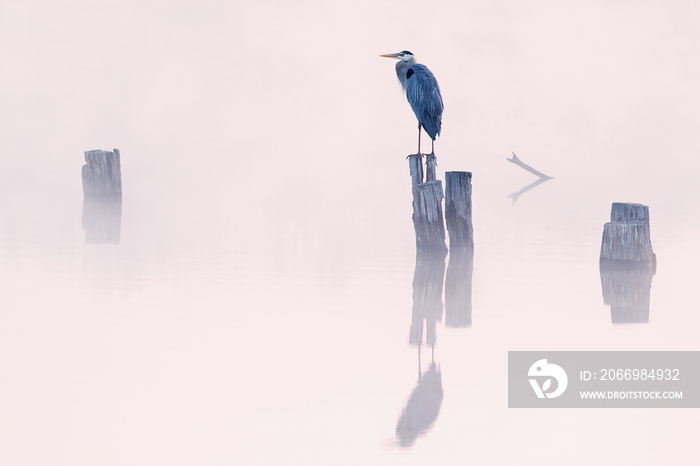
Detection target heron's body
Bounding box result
[381,51,444,156]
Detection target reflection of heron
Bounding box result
[396,360,443,448]
[381,51,444,157]
[398,251,445,448]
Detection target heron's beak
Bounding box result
[380,53,399,58]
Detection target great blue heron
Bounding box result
[381,51,444,157]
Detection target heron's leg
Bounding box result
[406,122,424,159]
[417,122,422,156]
[427,139,438,167]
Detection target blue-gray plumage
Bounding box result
[380,50,444,156]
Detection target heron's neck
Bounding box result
[395,58,415,89]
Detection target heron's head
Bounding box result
[380,50,415,62]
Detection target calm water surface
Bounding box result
[1,157,699,465]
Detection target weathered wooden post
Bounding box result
[599,202,655,323]
[408,156,447,254]
[600,202,655,264]
[82,149,122,244]
[408,154,424,186]
[412,183,448,253]
[82,149,122,199]
[425,155,437,182]
[444,171,474,249]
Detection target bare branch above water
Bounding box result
[506,152,553,180]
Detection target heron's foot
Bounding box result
[426,152,438,166]
[405,152,426,160]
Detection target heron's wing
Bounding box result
[405,64,444,140]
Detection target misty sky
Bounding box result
[1,0,699,248]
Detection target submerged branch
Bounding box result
[506,152,553,180]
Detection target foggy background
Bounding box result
[2,1,699,250]
[1,1,700,464]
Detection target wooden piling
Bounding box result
[411,181,448,253]
[82,149,122,199]
[444,171,474,249]
[408,154,424,188]
[82,148,122,244]
[600,202,655,264]
[425,155,437,182]
[409,156,447,253]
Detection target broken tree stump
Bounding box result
[444,171,474,249]
[600,202,655,264]
[409,157,447,254]
[82,149,122,199]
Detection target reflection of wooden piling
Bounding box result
[82,197,122,244]
[402,251,445,442]
[409,252,446,347]
[444,171,473,249]
[600,203,655,264]
[600,261,654,323]
[82,149,122,199]
[409,156,447,253]
[445,246,474,327]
